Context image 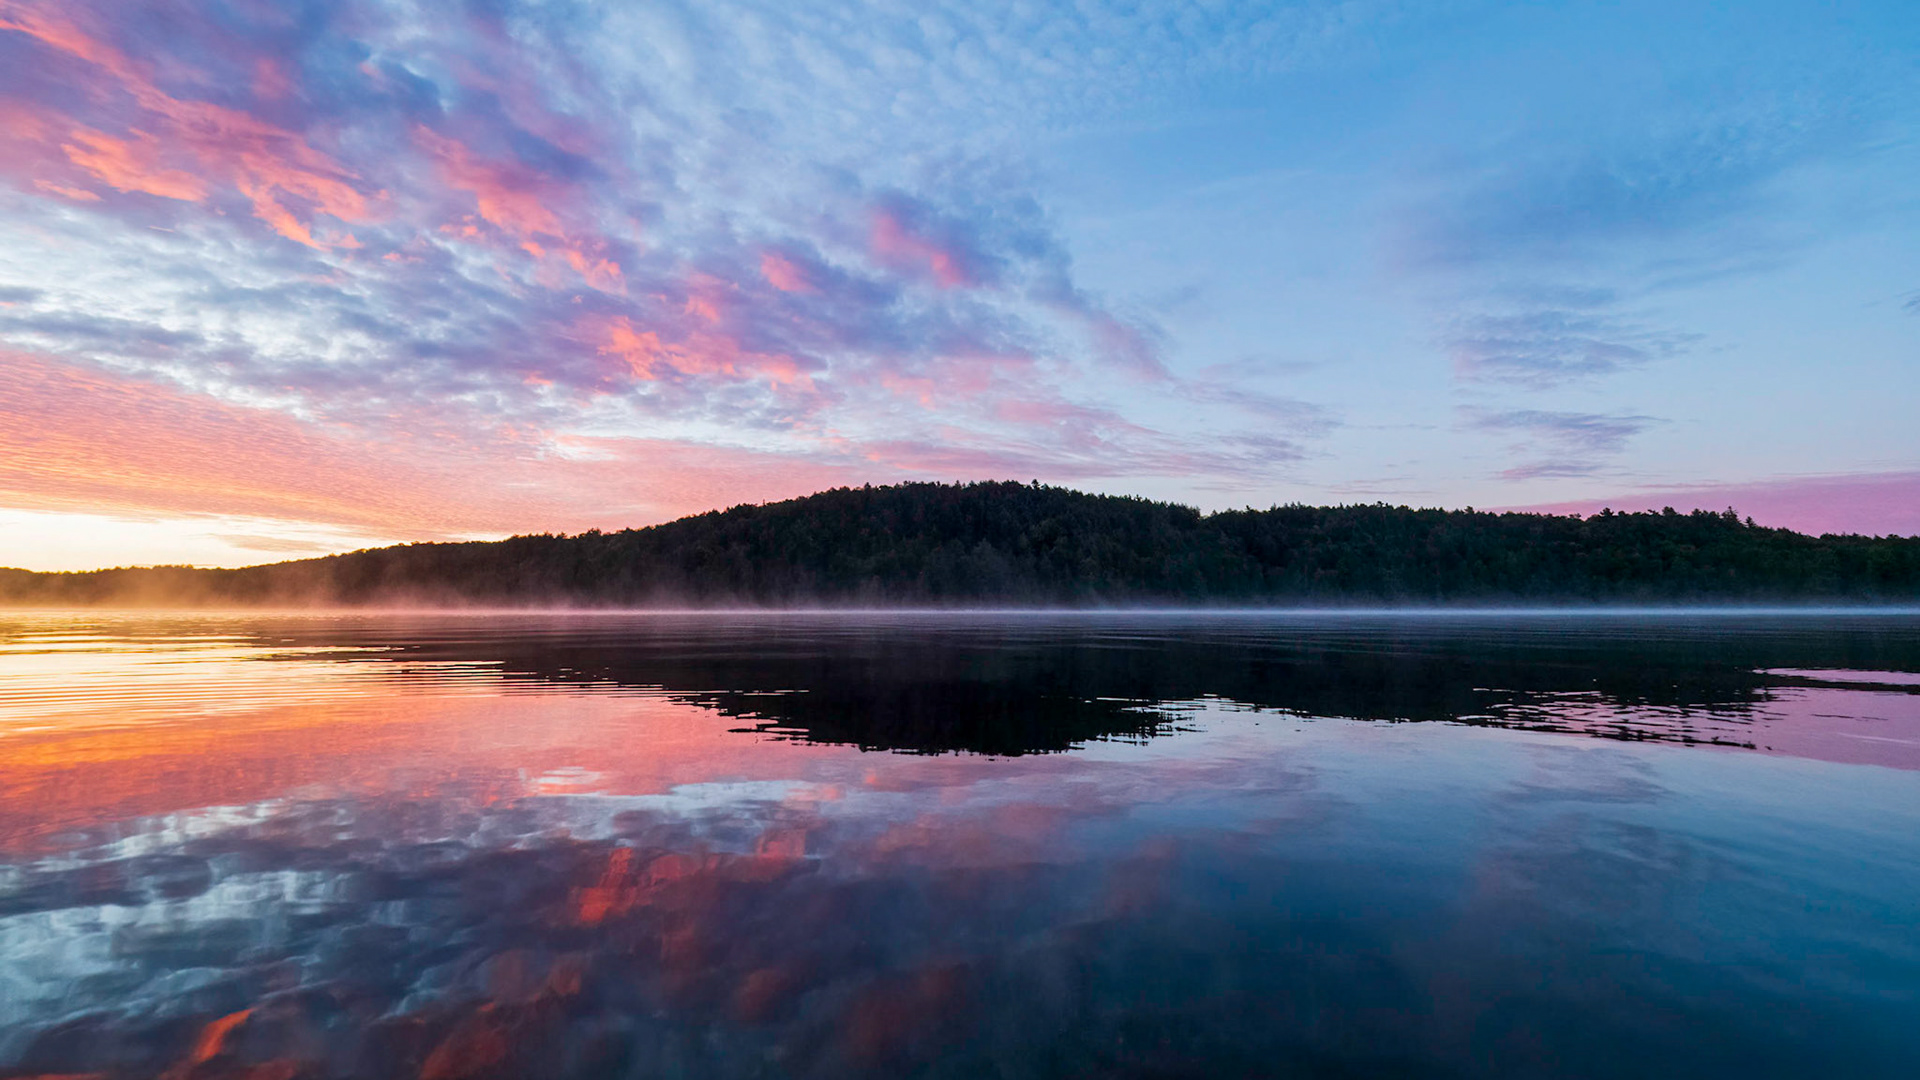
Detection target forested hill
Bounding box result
[4,481,1919,607]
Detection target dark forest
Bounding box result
[4,481,1917,607]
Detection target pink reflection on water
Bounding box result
[1,617,1919,1077]
[1759,668,1920,687]
[1480,684,1920,770]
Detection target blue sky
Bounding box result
[0,0,1915,568]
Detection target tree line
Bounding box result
[4,481,1917,606]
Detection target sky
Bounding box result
[0,0,1915,571]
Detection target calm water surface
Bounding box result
[0,611,1916,1078]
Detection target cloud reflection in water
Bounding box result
[0,613,1916,1078]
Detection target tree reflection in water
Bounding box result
[0,613,1916,1078]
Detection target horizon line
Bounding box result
[5,605,1920,618]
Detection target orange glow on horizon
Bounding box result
[0,351,869,569]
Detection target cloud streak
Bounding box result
[0,350,861,536]
[1467,408,1660,481]
[1443,309,1698,387]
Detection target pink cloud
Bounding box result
[0,351,490,534]
[547,435,860,521]
[250,55,295,102]
[59,126,207,202]
[760,250,817,294]
[0,352,860,539]
[1502,471,1920,537]
[870,348,1034,407]
[1083,310,1168,380]
[416,126,565,238]
[1,4,374,247]
[596,316,810,388]
[0,0,1237,530]
[871,208,977,288]
[0,3,139,83]
[414,125,625,290]
[33,179,101,202]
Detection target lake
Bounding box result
[0,611,1916,1078]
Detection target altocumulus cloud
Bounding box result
[0,0,1348,537]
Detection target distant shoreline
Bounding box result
[5,481,1918,608]
[6,605,1920,618]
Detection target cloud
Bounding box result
[211,534,339,555]
[0,351,863,535]
[0,4,378,247]
[1467,408,1659,481]
[1393,86,1851,276]
[0,348,1309,550]
[1443,309,1698,387]
[869,197,992,289]
[0,3,1202,395]
[587,0,1387,153]
[1392,68,1893,400]
[760,249,817,294]
[0,0,1369,541]
[1173,377,1336,433]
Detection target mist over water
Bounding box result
[1,612,1916,1078]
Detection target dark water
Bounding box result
[0,611,1916,1079]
